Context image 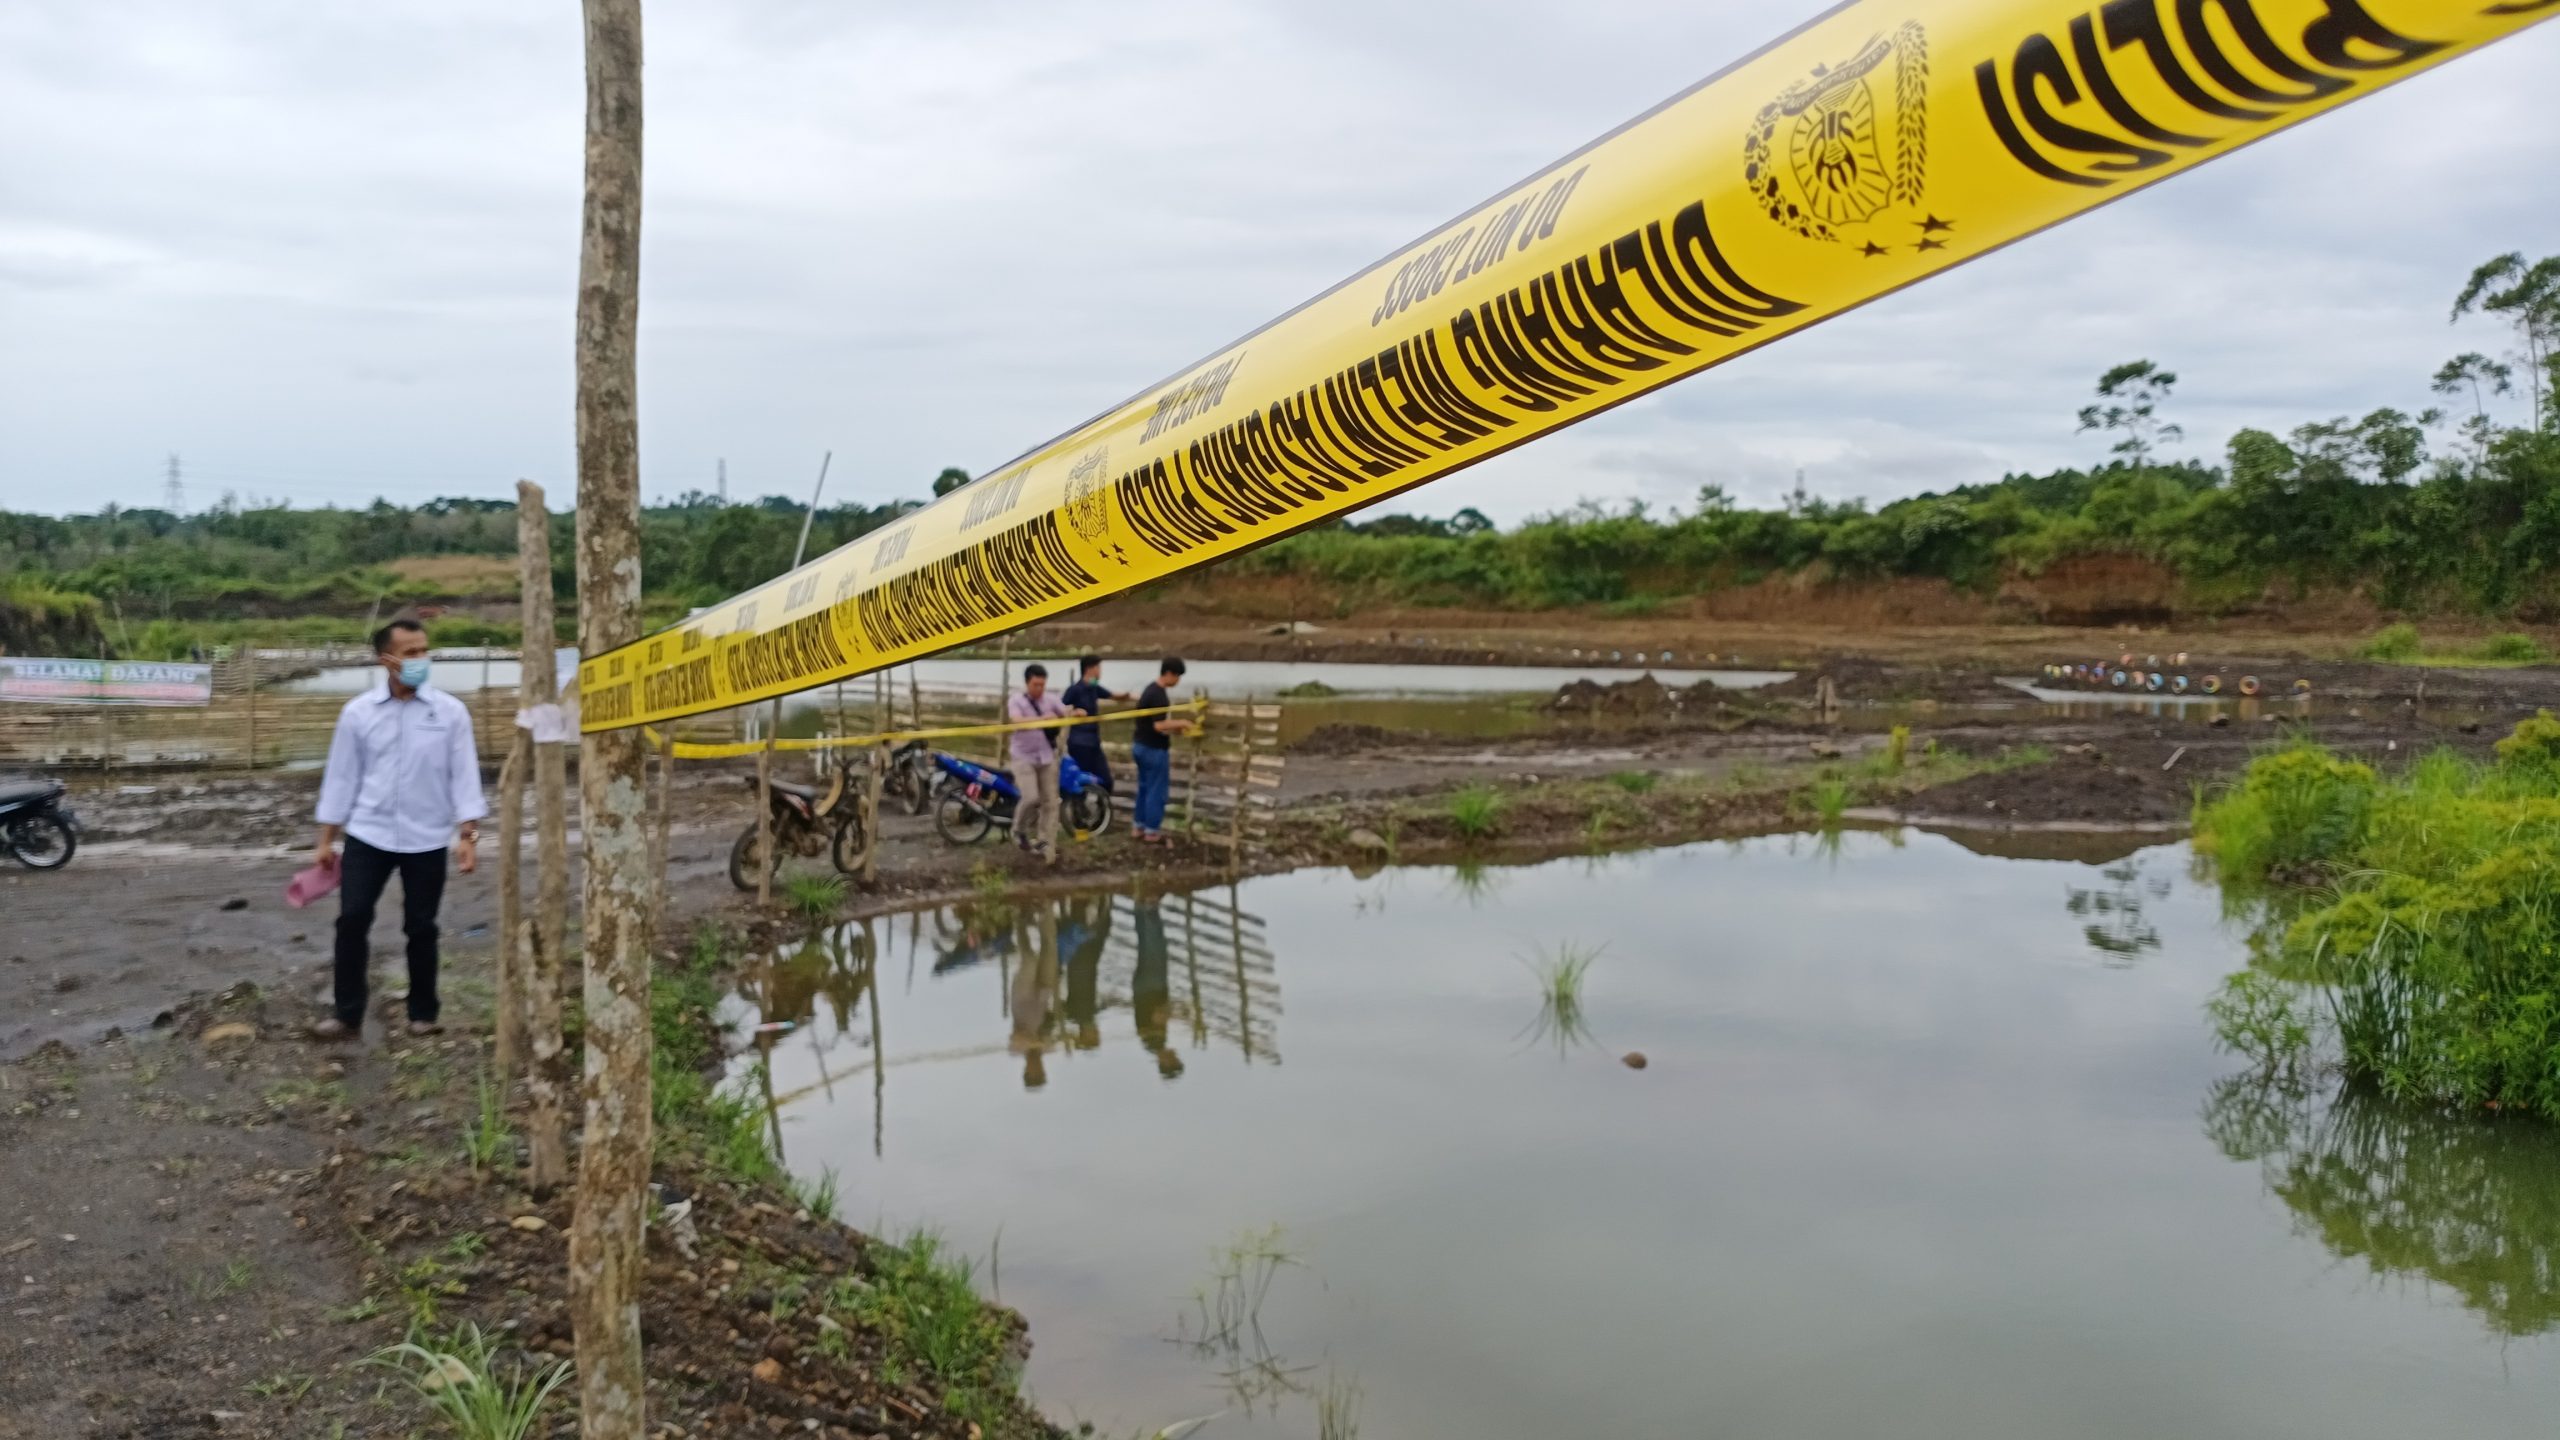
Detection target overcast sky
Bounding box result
[2,2,2552,524]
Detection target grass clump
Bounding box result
[782,871,846,917]
[1178,1224,1302,1351]
[2360,622,2422,661]
[1448,785,1503,841]
[1808,775,1851,828]
[368,1321,573,1440]
[2476,631,2547,664]
[2194,717,2560,1118]
[2190,739,2377,884]
[1882,724,1910,773]
[1606,769,1658,795]
[830,1231,1018,1419]
[792,1165,842,1222]
[1520,942,1602,1055]
[459,1073,514,1174]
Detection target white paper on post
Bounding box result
[517,704,574,744]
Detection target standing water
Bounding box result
[732,832,2560,1438]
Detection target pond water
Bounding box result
[898,655,1786,697]
[731,833,2560,1439]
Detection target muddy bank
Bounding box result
[2,976,1068,1438]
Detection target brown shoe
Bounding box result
[406,1020,443,1037]
[308,1017,359,1041]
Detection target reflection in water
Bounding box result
[2205,1074,2560,1337]
[2065,854,2173,963]
[732,836,2560,1439]
[748,883,1279,1145]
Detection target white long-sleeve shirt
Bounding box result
[314,684,489,854]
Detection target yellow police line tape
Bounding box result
[643,698,1209,762]
[577,0,2551,735]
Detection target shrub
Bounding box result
[2476,632,2546,664]
[2360,622,2422,661]
[2192,741,2378,884]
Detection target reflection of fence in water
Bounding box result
[1102,889,1280,1064]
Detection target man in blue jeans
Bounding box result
[1130,657,1193,844]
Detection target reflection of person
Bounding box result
[1058,895,1110,1051]
[1009,898,1060,1089]
[1131,898,1184,1078]
[1059,655,1128,793]
[309,619,486,1040]
[1131,657,1195,845]
[1006,663,1077,863]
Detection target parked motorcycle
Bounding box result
[728,765,871,891]
[880,738,937,817]
[0,777,78,870]
[930,751,1112,845]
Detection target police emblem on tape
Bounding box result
[1744,22,1949,254]
[1064,443,1119,558]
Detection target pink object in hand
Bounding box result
[285,863,340,909]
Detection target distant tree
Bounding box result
[2078,361,2181,473]
[931,466,971,496]
[2451,253,2560,432]
[2432,352,2514,462]
[1449,506,1494,535]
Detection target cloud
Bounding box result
[0,1,2550,521]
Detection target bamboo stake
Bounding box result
[493,735,527,1079]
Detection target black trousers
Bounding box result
[334,836,446,1027]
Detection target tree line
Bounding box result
[6,252,2554,657]
[1228,252,2560,617]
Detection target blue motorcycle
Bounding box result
[930,750,1113,845]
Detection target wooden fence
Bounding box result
[0,649,525,771]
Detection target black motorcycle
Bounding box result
[0,777,78,870]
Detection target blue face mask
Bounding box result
[397,657,431,689]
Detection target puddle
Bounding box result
[730,834,2560,1438]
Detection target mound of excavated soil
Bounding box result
[1758,657,2027,706]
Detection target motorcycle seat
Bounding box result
[0,779,59,806]
[770,779,823,803]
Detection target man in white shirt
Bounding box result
[309,619,488,1039]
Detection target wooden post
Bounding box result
[243,654,260,771]
[873,669,887,735]
[493,735,527,1079]
[98,643,112,775]
[1182,686,1205,835]
[517,481,571,1193]
[566,0,652,1427]
[756,715,775,906]
[993,634,1011,764]
[907,664,922,732]
[861,744,883,886]
[1228,696,1254,873]
[651,738,673,944]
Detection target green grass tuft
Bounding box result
[1448,785,1503,841]
[782,871,847,918]
[367,1321,573,1440]
[830,1231,1018,1407]
[1606,769,1659,794]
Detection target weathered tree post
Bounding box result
[569,1,651,1435]
[517,481,571,1190]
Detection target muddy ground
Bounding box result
[8,643,2559,1436]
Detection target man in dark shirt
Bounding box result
[1058,654,1127,793]
[1130,656,1193,843]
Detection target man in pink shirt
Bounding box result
[1005,663,1080,862]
